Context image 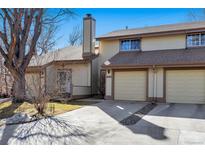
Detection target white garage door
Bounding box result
[166,70,205,104]
[114,71,146,101]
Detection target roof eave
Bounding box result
[27,56,98,69]
[96,27,205,40]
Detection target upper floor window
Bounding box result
[187,33,205,47]
[120,39,140,51]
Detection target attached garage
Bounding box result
[114,70,147,101]
[166,69,205,104]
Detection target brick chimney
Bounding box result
[83,14,96,58]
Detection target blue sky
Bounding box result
[54,8,204,49]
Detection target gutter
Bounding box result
[101,63,205,69]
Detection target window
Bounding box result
[120,39,140,51]
[187,33,205,47]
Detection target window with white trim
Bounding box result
[120,39,140,51]
[187,33,205,47]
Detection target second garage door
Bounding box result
[114,71,146,101]
[166,70,205,104]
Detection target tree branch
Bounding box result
[22,9,43,71]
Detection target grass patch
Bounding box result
[47,102,81,115]
[0,100,97,120]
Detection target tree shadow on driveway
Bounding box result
[126,118,167,140]
[0,116,91,145]
[94,101,168,140]
[94,101,205,141]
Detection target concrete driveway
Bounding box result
[61,101,205,144]
[136,103,205,144]
[1,100,205,144]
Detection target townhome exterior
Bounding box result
[26,46,98,99]
[25,14,205,104]
[96,21,205,104]
[26,14,99,100]
[0,53,13,96]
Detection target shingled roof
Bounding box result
[102,48,205,68]
[97,21,205,39]
[29,46,83,67]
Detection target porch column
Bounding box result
[148,67,164,103]
[105,69,113,100]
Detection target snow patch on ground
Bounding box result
[0,98,11,103]
[6,113,33,125]
[0,116,91,145]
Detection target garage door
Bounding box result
[166,70,205,104]
[114,71,146,101]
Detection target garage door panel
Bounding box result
[166,70,205,104]
[114,71,146,101]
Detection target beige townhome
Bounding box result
[26,14,98,100]
[97,21,205,104]
[26,14,205,104]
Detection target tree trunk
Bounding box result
[12,74,26,103]
[4,73,8,96]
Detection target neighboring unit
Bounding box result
[97,21,205,104]
[26,14,98,100]
[0,53,13,97]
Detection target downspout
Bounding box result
[70,69,73,100]
[152,66,155,102]
[155,68,158,102]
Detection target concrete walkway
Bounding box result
[1,100,205,144]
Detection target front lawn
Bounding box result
[0,100,97,120]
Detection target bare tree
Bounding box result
[0,9,75,103]
[25,51,62,116]
[0,53,4,95]
[68,25,82,46]
[37,24,58,55]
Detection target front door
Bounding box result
[57,70,72,94]
[100,70,106,96]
